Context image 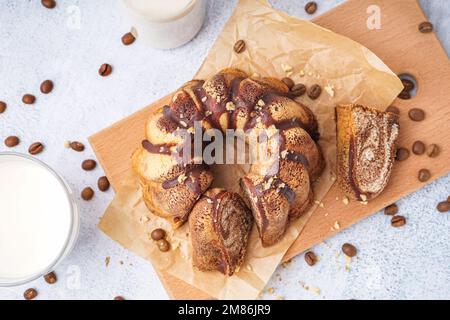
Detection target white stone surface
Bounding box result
[0,0,448,300]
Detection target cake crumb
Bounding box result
[300,282,321,295]
[342,196,349,205]
[64,140,71,148]
[281,64,293,73]
[299,70,305,77]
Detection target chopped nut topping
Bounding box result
[267,287,274,294]
[281,63,293,73]
[225,101,236,111]
[342,196,349,205]
[179,120,187,127]
[206,198,213,204]
[324,84,335,97]
[187,127,195,134]
[251,72,260,78]
[205,110,212,116]
[257,99,265,107]
[177,174,187,184]
[280,149,289,159]
[64,141,71,148]
[299,70,305,77]
[201,96,207,102]
[333,221,340,230]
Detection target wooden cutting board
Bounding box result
[89,0,450,299]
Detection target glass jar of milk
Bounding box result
[121,0,207,49]
[0,153,79,286]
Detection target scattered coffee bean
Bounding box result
[437,201,450,213]
[397,90,411,100]
[81,187,94,201]
[99,63,112,77]
[157,239,170,252]
[40,80,54,94]
[290,83,306,97]
[41,0,56,9]
[418,21,433,33]
[151,228,166,241]
[82,159,97,171]
[426,144,440,158]
[307,84,322,99]
[0,101,6,113]
[384,203,398,216]
[342,243,357,257]
[304,251,317,266]
[114,296,125,300]
[24,288,38,300]
[22,94,36,105]
[386,105,399,115]
[121,32,135,45]
[401,79,415,92]
[408,108,425,121]
[396,147,410,161]
[98,176,110,192]
[44,271,57,284]
[69,141,85,152]
[28,142,44,155]
[418,168,431,182]
[305,1,318,14]
[391,215,406,228]
[5,136,20,148]
[412,141,425,155]
[233,39,246,54]
[281,77,295,90]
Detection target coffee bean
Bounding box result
[0,101,6,113]
[98,176,110,192]
[304,251,317,266]
[22,94,36,104]
[397,90,411,100]
[418,21,433,33]
[401,79,415,92]
[114,296,125,300]
[384,203,398,216]
[307,84,322,99]
[40,80,54,94]
[5,136,19,148]
[396,147,410,161]
[81,187,94,201]
[281,77,295,90]
[408,108,425,121]
[342,243,357,257]
[418,168,431,182]
[151,228,166,241]
[391,215,406,227]
[44,271,57,284]
[385,105,399,115]
[99,63,112,77]
[69,141,85,152]
[437,201,450,213]
[28,142,44,155]
[41,0,56,9]
[412,141,425,155]
[121,32,135,45]
[290,83,306,97]
[305,1,317,14]
[24,288,38,300]
[82,159,97,171]
[233,39,246,54]
[157,239,170,252]
[426,144,440,158]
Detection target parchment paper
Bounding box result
[98,0,403,299]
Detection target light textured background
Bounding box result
[0,0,448,300]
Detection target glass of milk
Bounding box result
[121,0,207,49]
[0,153,79,286]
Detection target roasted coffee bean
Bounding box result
[81,187,94,201]
[426,144,440,158]
[44,272,57,284]
[82,159,97,171]
[24,288,38,300]
[5,136,19,148]
[151,228,166,241]
[386,105,399,115]
[290,83,306,97]
[0,101,6,113]
[412,141,425,155]
[437,201,450,213]
[401,79,415,92]
[29,142,44,155]
[22,94,36,104]
[69,141,85,152]
[418,21,433,33]
[281,77,295,90]
[342,243,357,257]
[99,63,112,77]
[307,84,322,100]
[41,0,56,9]
[391,215,406,227]
[114,296,125,300]
[384,203,398,216]
[98,176,110,192]
[305,1,317,14]
[408,108,425,121]
[418,168,431,182]
[121,32,135,45]
[157,239,170,252]
[397,90,411,100]
[304,251,317,266]
[40,80,54,94]
[233,39,246,54]
[396,147,410,161]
